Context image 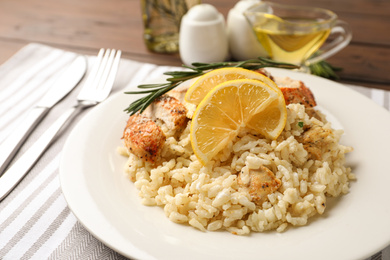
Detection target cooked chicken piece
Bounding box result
[143,94,188,131]
[123,92,188,163]
[274,77,317,108]
[305,108,324,121]
[297,125,333,160]
[254,69,316,108]
[237,165,281,206]
[123,113,166,164]
[254,68,274,81]
[168,88,196,119]
[168,88,187,102]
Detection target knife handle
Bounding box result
[0,106,49,175]
[0,105,80,201]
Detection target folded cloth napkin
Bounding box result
[0,43,179,260]
[0,43,389,260]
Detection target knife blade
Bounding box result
[0,55,87,175]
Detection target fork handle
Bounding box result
[0,106,49,175]
[0,105,81,201]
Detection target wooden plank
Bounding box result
[275,0,390,16]
[0,40,27,64]
[328,12,389,46]
[328,43,390,84]
[0,0,389,91]
[0,0,139,48]
[1,0,388,51]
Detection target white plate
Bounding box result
[60,68,390,260]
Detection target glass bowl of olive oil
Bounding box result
[244,2,352,67]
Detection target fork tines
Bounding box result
[78,48,121,102]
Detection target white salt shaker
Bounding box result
[179,4,229,66]
[227,0,267,61]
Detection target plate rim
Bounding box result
[60,68,390,260]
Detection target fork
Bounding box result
[0,48,121,200]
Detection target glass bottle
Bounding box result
[141,0,201,53]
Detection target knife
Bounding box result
[0,55,87,175]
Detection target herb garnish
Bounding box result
[309,60,342,79]
[124,58,298,115]
[298,121,304,128]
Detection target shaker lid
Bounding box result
[232,0,261,14]
[185,4,220,22]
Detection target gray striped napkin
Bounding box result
[0,43,389,260]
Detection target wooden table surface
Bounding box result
[0,0,389,90]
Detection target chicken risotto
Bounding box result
[118,69,354,235]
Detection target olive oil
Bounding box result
[253,16,331,65]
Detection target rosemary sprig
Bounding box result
[124,57,299,115]
[309,60,342,80]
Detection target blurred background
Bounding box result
[0,0,388,89]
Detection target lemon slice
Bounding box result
[185,67,278,105]
[190,79,287,165]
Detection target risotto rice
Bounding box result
[118,103,354,235]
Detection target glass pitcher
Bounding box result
[244,2,352,67]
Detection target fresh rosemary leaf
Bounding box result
[164,71,200,77]
[124,88,165,94]
[136,83,171,89]
[167,74,202,83]
[124,57,299,115]
[309,60,342,79]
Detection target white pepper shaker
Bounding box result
[227,0,267,61]
[179,4,229,66]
